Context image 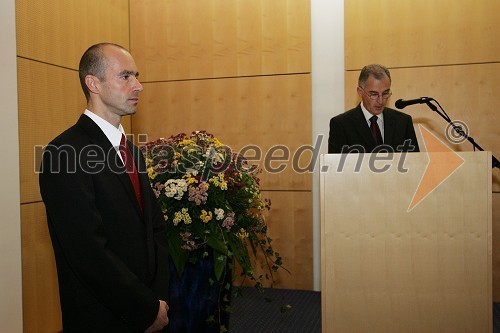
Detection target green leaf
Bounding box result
[213,251,227,281]
[227,234,252,275]
[166,232,189,277]
[233,288,243,298]
[192,223,228,255]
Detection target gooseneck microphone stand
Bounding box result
[424,98,500,169]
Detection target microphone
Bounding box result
[395,97,432,109]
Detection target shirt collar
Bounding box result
[84,109,125,148]
[360,102,384,123]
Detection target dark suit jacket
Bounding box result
[328,104,420,153]
[39,114,169,333]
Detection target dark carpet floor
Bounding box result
[230,287,500,333]
[230,287,321,333]
[494,303,500,333]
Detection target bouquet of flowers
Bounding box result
[140,131,283,287]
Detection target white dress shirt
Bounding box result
[84,109,126,163]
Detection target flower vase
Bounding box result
[168,252,231,333]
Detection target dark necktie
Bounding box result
[369,115,383,145]
[119,134,143,212]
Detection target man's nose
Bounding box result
[133,77,143,92]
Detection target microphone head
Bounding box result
[394,99,405,109]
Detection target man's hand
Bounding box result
[144,300,169,333]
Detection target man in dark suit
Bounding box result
[328,64,419,154]
[39,43,170,332]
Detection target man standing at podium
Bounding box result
[328,64,420,154]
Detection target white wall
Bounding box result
[0,0,23,331]
[311,0,344,290]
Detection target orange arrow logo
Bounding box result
[408,125,465,211]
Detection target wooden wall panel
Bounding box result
[16,0,129,69]
[345,64,500,191]
[21,202,62,333]
[235,190,313,289]
[130,0,311,81]
[18,59,85,204]
[132,74,312,191]
[130,0,313,291]
[345,0,500,69]
[259,190,313,289]
[17,59,132,204]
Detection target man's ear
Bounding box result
[85,75,100,95]
[356,86,363,99]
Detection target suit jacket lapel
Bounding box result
[76,115,144,218]
[132,142,156,274]
[352,105,377,152]
[131,141,152,220]
[383,108,396,148]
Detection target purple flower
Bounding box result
[180,231,199,251]
[188,181,209,205]
[222,212,235,230]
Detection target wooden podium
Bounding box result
[320,152,492,332]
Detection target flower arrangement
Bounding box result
[140,131,284,288]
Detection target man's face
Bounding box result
[98,46,143,118]
[357,74,391,115]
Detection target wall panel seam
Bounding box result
[346,61,500,72]
[261,190,312,192]
[140,72,311,84]
[16,56,77,72]
[21,201,43,206]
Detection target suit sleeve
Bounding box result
[405,116,420,152]
[138,151,170,301]
[328,116,346,153]
[39,142,159,331]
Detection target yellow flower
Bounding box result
[209,173,228,190]
[236,228,249,240]
[173,212,182,226]
[173,208,191,226]
[183,173,198,185]
[179,139,195,146]
[200,210,213,223]
[147,167,157,179]
[210,138,224,147]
